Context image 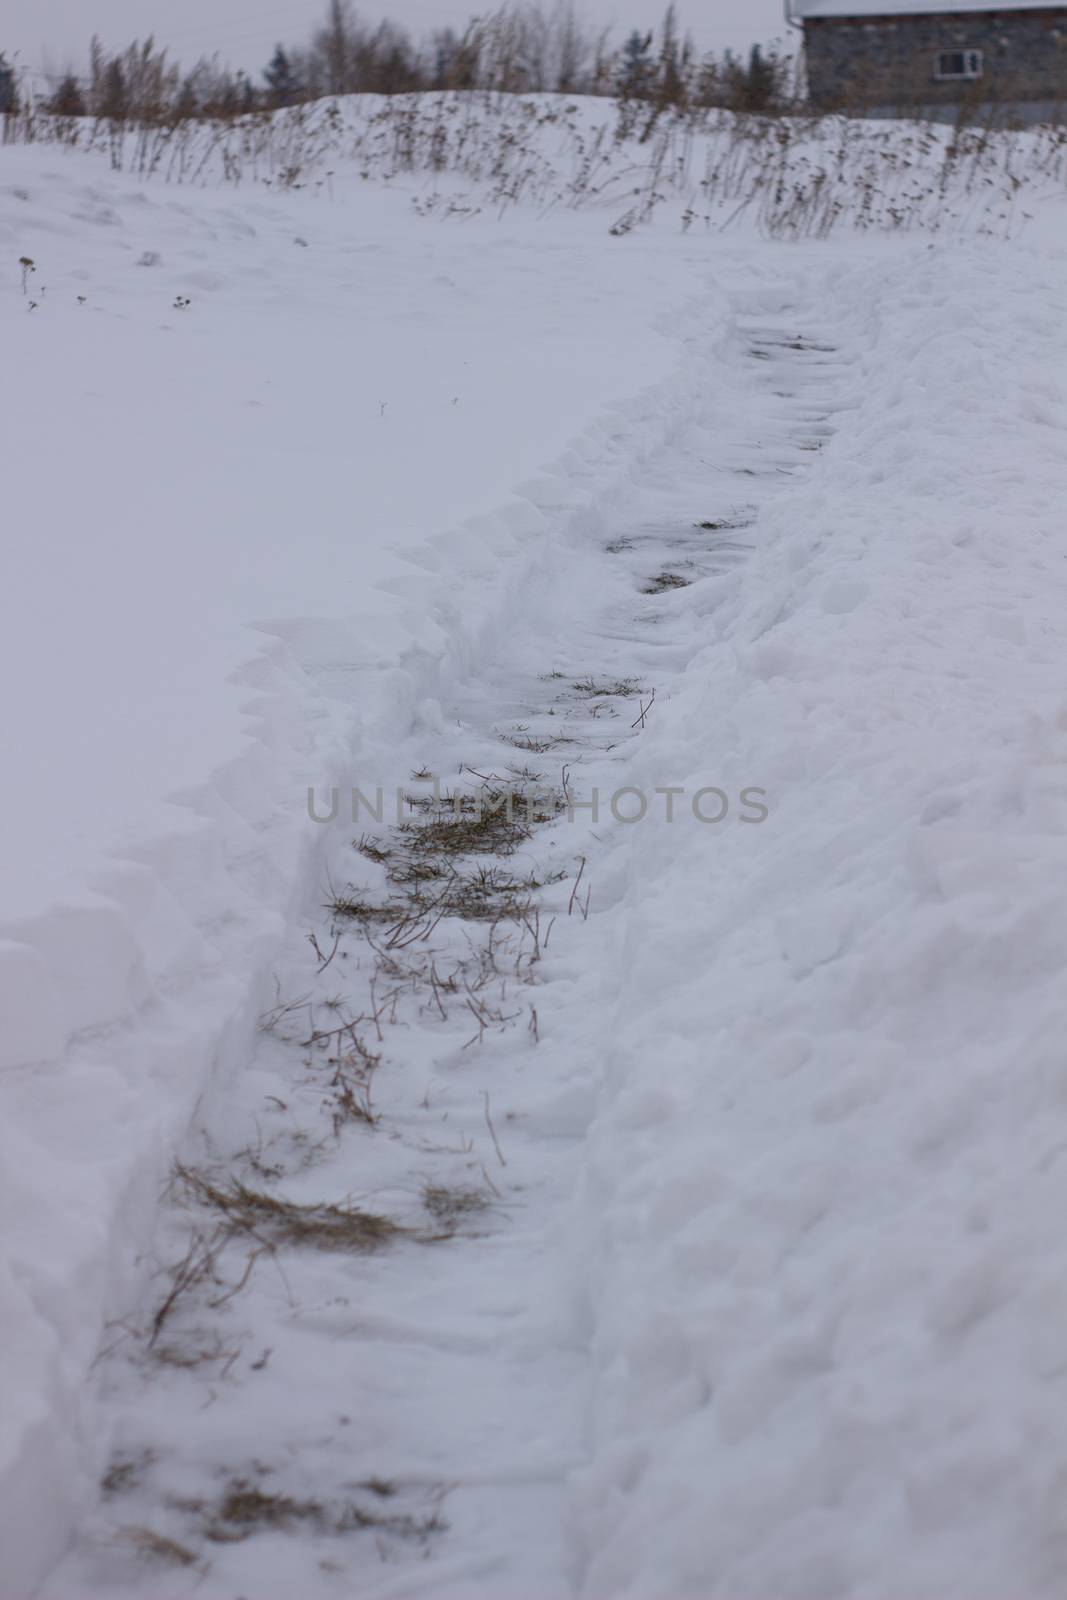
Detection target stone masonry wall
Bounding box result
[804,9,1067,111]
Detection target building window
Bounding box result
[934,49,984,80]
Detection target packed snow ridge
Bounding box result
[4,93,1067,1599]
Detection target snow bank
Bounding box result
[573,235,1067,1595]
[14,91,1067,240]
[0,141,719,1593]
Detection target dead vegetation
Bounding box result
[695,507,756,531]
[147,1225,231,1349]
[422,1180,491,1226]
[400,778,566,856]
[115,1526,198,1567]
[354,831,564,913]
[102,1452,155,1497]
[174,1165,403,1253]
[501,725,575,753]
[199,1477,444,1544]
[570,675,645,698]
[328,861,564,948]
[95,663,606,1559]
[642,571,692,594]
[366,905,551,1011]
[6,66,1061,240]
[112,1474,444,1563]
[325,775,569,943]
[325,888,408,923]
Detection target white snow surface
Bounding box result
[4,100,1067,1598]
[1,141,712,1592]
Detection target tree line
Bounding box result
[8,2,794,123]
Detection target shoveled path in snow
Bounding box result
[41,277,858,1600]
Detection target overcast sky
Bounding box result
[5,0,792,80]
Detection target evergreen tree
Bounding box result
[0,53,17,114]
[263,44,300,107]
[744,44,778,113]
[617,30,654,100]
[430,28,460,89]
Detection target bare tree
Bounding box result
[314,0,359,94]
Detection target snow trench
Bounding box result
[10,196,1067,1599]
[34,257,855,1597]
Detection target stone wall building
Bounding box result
[788,1,1067,117]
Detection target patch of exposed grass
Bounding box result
[175,1166,402,1253]
[339,848,564,930]
[326,889,408,923]
[501,727,574,754]
[353,834,392,865]
[385,857,450,888]
[206,1483,319,1541]
[202,1478,444,1545]
[424,863,556,921]
[102,1452,154,1497]
[749,335,836,355]
[116,1527,197,1567]
[399,780,565,859]
[694,507,756,532]
[327,1048,380,1132]
[362,1476,398,1498]
[422,1181,491,1226]
[641,571,692,594]
[570,676,645,698]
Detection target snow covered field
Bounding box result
[4,96,1067,1597]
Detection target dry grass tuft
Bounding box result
[102,1452,154,1497]
[325,889,406,922]
[116,1527,198,1567]
[502,727,574,754]
[332,857,563,933]
[202,1477,445,1544]
[422,1181,491,1226]
[642,571,691,594]
[399,779,565,859]
[175,1165,402,1253]
[694,507,757,531]
[570,675,646,698]
[148,1224,228,1349]
[354,833,392,865]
